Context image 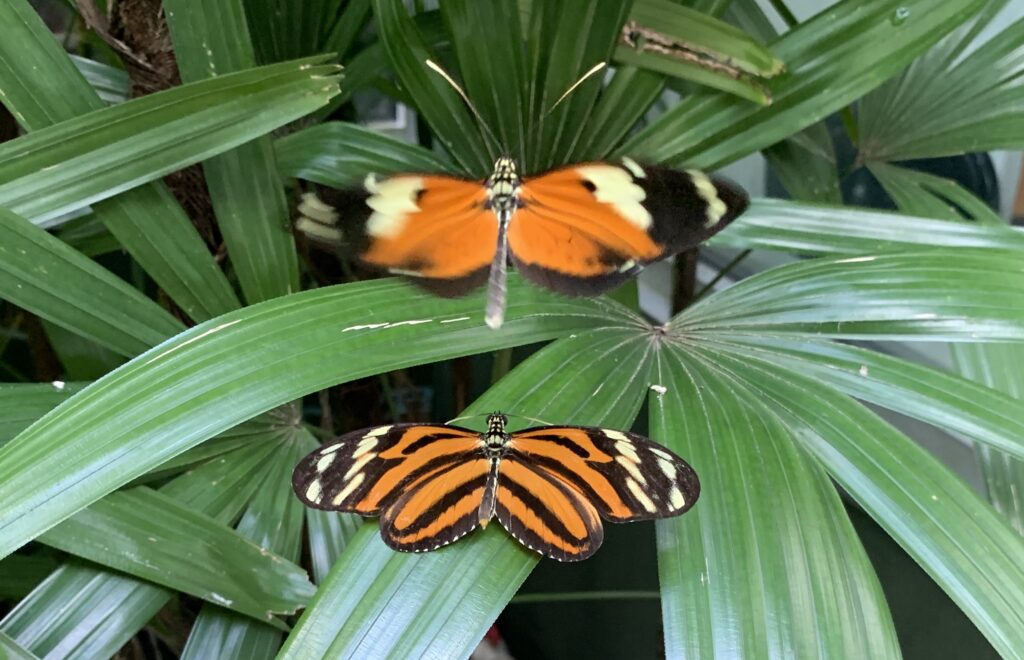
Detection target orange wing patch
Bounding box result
[358,175,496,294]
[509,426,700,522]
[291,424,483,516]
[511,161,748,296]
[380,457,489,552]
[497,457,603,561]
[513,166,661,278]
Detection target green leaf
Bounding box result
[0,562,170,659]
[763,122,842,203]
[703,347,1024,658]
[164,0,301,304]
[0,554,57,600]
[619,0,987,169]
[70,55,129,104]
[53,215,120,259]
[0,57,340,224]
[953,343,1024,534]
[322,0,373,61]
[37,487,314,623]
[651,347,898,658]
[279,326,655,658]
[0,277,616,560]
[306,508,362,585]
[707,336,1024,463]
[440,0,529,165]
[181,434,314,656]
[0,382,83,446]
[0,208,185,357]
[525,0,633,172]
[275,122,450,187]
[714,200,1024,255]
[859,8,1024,160]
[615,0,783,104]
[0,441,282,657]
[0,631,41,660]
[576,66,664,161]
[868,162,1004,226]
[0,0,240,323]
[43,321,126,381]
[312,9,448,116]
[677,249,1024,341]
[372,0,489,175]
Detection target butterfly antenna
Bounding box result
[446,412,492,426]
[531,61,606,167]
[505,412,556,427]
[545,61,607,116]
[426,59,505,158]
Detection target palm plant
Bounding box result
[1,0,1023,657]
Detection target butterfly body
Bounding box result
[292,412,700,561]
[301,157,748,328]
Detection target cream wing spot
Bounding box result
[604,429,630,442]
[367,426,393,437]
[614,439,640,463]
[620,157,646,179]
[365,177,424,239]
[649,446,673,461]
[658,457,677,481]
[352,437,378,458]
[315,453,336,473]
[304,481,323,504]
[320,442,344,455]
[616,455,647,485]
[332,472,366,506]
[344,452,375,480]
[626,477,657,513]
[668,486,687,510]
[686,169,728,227]
[576,165,652,230]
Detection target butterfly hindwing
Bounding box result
[379,455,491,552]
[507,425,700,522]
[311,174,496,297]
[496,454,604,561]
[291,423,484,515]
[511,160,748,296]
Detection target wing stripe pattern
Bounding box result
[509,427,699,522]
[291,424,482,515]
[382,459,489,550]
[497,458,603,561]
[292,417,700,561]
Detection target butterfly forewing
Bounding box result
[496,456,604,561]
[507,426,700,522]
[291,424,484,515]
[511,161,748,296]
[315,175,495,297]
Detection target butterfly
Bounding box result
[297,61,749,329]
[292,412,700,561]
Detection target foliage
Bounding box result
[1,0,1023,657]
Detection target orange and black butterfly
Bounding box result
[292,412,699,561]
[297,62,749,329]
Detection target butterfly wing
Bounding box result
[379,455,491,552]
[506,425,700,522]
[511,160,748,295]
[312,174,496,297]
[496,454,604,561]
[291,423,484,515]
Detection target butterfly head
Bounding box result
[484,412,511,452]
